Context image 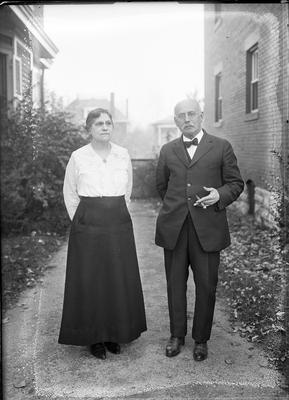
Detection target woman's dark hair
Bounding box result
[85,108,114,131]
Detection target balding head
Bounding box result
[174,98,203,138]
[174,98,201,117]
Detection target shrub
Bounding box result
[270,149,289,251]
[0,95,86,235]
[131,159,158,199]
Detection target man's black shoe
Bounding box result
[104,342,121,354]
[193,342,208,361]
[90,343,106,359]
[166,336,185,357]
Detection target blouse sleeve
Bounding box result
[125,152,133,203]
[63,153,80,220]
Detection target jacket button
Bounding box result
[188,197,191,201]
[187,183,191,187]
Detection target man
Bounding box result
[155,98,244,361]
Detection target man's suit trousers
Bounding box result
[164,213,220,342]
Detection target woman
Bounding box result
[58,108,147,359]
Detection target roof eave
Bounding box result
[9,5,58,59]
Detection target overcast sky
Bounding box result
[44,2,204,127]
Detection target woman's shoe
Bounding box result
[104,342,121,354]
[90,343,106,359]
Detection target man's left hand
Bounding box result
[193,187,220,207]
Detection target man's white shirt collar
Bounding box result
[182,129,204,143]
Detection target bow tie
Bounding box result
[184,138,198,148]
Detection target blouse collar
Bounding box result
[89,142,122,159]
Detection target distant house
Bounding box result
[151,116,179,155]
[0,4,58,109]
[204,3,288,226]
[66,93,129,147]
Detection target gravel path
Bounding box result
[3,200,288,399]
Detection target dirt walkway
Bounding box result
[3,200,288,399]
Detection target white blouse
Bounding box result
[63,142,133,220]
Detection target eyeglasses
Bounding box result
[176,111,200,121]
[94,120,113,127]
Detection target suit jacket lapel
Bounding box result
[173,137,190,167]
[189,131,214,167]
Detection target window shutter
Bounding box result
[246,50,251,114]
[215,73,222,122]
[215,74,218,122]
[13,56,22,97]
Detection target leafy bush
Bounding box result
[270,149,289,251]
[0,96,86,235]
[131,159,158,198]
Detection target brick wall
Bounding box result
[204,4,288,225]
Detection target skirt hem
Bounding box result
[58,327,147,346]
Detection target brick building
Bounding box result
[204,4,288,226]
[0,5,58,109]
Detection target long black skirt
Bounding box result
[58,196,147,345]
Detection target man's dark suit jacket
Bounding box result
[155,131,244,252]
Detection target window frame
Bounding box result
[250,45,258,112]
[13,37,33,100]
[246,43,259,114]
[215,72,222,123]
[0,52,8,109]
[13,55,23,98]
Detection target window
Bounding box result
[246,44,258,113]
[13,37,33,100]
[160,126,178,146]
[215,73,222,122]
[0,53,8,109]
[14,56,22,97]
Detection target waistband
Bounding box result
[80,195,125,201]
